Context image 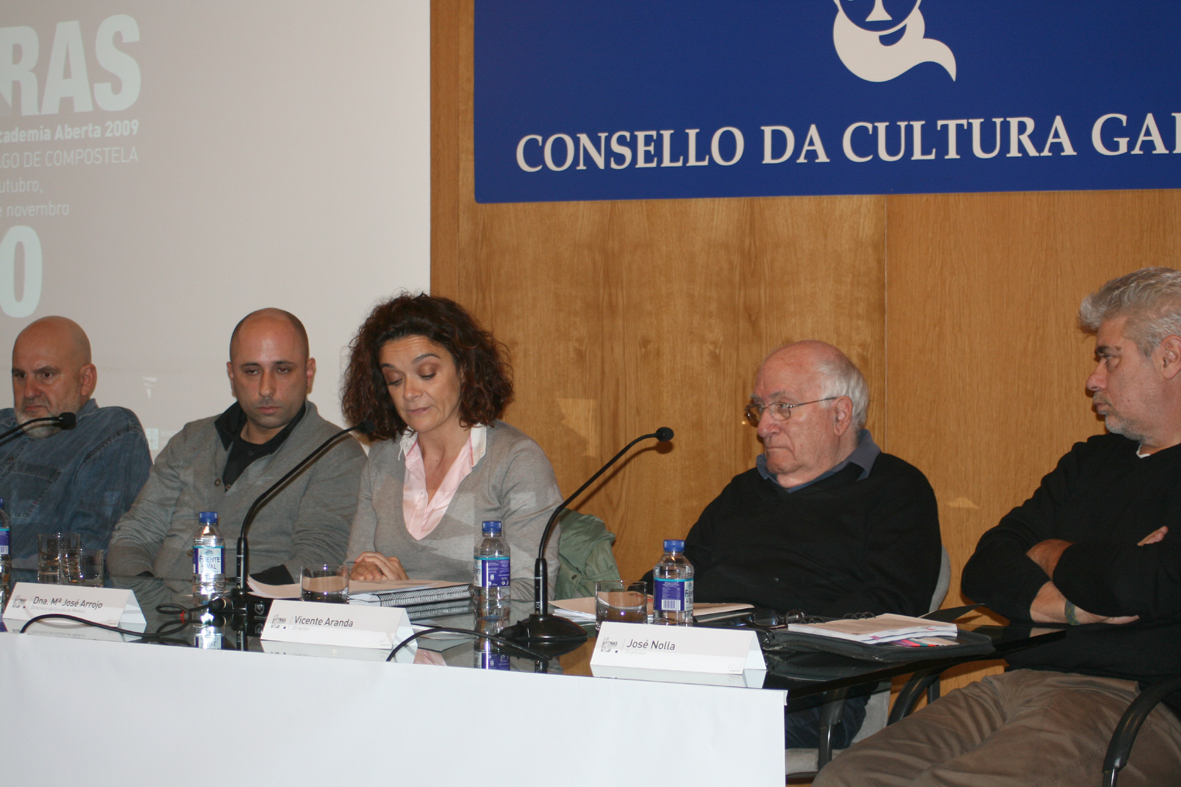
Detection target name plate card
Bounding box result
[260,600,415,652]
[2,582,146,631]
[590,622,766,688]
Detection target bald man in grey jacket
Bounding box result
[108,309,365,584]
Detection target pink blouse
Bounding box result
[399,425,488,540]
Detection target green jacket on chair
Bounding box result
[554,510,621,599]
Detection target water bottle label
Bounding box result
[476,556,511,588]
[478,651,510,670]
[654,578,693,611]
[194,544,223,575]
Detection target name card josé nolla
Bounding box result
[2,582,145,632]
[590,622,766,688]
[261,599,415,652]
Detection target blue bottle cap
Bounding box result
[663,539,684,552]
[199,511,218,524]
[482,520,503,535]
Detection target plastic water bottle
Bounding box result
[192,511,225,598]
[653,539,694,625]
[0,498,11,609]
[473,520,510,619]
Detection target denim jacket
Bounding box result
[0,399,151,568]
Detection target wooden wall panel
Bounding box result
[455,194,887,584]
[429,0,466,295]
[431,1,887,584]
[885,190,1181,692]
[433,4,1181,702]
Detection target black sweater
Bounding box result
[683,454,941,618]
[963,433,1181,694]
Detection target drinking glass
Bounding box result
[300,564,349,603]
[37,532,80,584]
[595,580,648,630]
[75,549,105,587]
[58,544,83,584]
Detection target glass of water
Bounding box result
[595,580,648,630]
[37,532,80,584]
[75,549,105,587]
[58,544,84,584]
[301,564,349,603]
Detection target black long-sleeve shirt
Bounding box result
[683,453,941,618]
[963,433,1181,695]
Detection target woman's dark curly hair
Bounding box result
[341,293,513,440]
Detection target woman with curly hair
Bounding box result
[342,293,561,599]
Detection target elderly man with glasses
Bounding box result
[682,340,942,749]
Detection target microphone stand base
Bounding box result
[226,584,271,641]
[501,611,588,646]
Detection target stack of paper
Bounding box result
[248,577,471,620]
[551,597,599,623]
[347,579,470,607]
[787,613,956,644]
[347,580,471,620]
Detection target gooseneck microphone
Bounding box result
[0,411,77,442]
[502,426,674,645]
[230,420,375,616]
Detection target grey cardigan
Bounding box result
[347,421,562,598]
[108,401,366,581]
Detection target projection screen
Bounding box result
[0,2,430,453]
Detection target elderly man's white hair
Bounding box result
[759,341,869,430]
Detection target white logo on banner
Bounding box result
[832,0,956,82]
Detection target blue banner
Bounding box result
[475,1,1181,203]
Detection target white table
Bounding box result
[1,625,785,786]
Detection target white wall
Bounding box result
[0,1,430,452]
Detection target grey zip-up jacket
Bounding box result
[108,401,365,581]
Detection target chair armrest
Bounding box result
[817,687,850,768]
[1102,676,1181,787]
[890,668,941,724]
